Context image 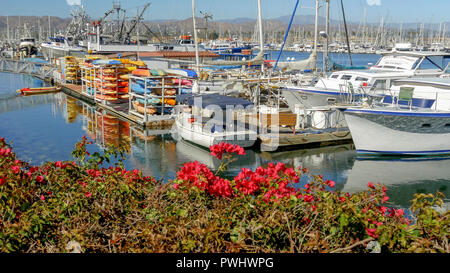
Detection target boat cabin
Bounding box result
[370,51,450,76]
[315,70,416,95]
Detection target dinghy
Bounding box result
[17,86,62,96]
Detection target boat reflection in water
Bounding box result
[343,156,450,208]
[176,139,258,172]
[259,144,357,188]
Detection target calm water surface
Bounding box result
[1,60,449,211]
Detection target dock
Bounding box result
[60,83,175,130]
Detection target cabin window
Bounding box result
[355,77,368,81]
[341,75,352,80]
[330,74,339,79]
[421,123,431,128]
[371,80,387,91]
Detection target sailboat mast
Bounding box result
[340,0,353,66]
[257,0,264,72]
[323,0,330,74]
[6,16,9,42]
[192,0,200,72]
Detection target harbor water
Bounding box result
[0,53,449,211]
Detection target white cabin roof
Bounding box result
[392,77,450,88]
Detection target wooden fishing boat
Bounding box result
[17,86,62,96]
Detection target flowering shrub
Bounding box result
[0,138,448,253]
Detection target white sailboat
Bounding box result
[174,94,257,148]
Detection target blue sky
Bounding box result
[0,0,449,24]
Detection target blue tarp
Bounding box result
[175,94,253,109]
[170,68,197,78]
[23,58,48,65]
[92,59,122,65]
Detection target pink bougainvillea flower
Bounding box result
[325,180,335,188]
[35,176,44,183]
[367,182,375,189]
[173,183,180,189]
[11,165,20,174]
[40,195,45,201]
[55,161,63,168]
[395,209,404,217]
[209,142,245,160]
[85,192,92,198]
[303,195,314,202]
[0,177,6,186]
[366,228,378,238]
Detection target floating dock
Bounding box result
[60,83,174,129]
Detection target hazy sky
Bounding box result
[0,0,448,24]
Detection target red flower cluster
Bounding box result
[234,162,301,202]
[176,161,233,197]
[0,147,12,157]
[209,142,245,160]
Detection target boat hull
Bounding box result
[176,119,257,148]
[17,87,61,96]
[344,108,450,155]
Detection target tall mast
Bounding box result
[314,0,319,53]
[257,0,264,72]
[6,16,9,42]
[192,0,200,72]
[48,16,51,37]
[323,0,330,74]
[340,0,352,66]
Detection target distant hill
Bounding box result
[1,14,447,42]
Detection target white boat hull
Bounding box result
[344,108,450,155]
[176,119,257,148]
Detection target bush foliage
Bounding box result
[0,137,448,253]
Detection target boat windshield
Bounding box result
[416,55,450,71]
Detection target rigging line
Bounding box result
[340,0,353,66]
[273,0,300,73]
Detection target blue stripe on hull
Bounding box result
[357,149,450,156]
[382,96,435,108]
[344,108,450,117]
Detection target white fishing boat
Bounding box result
[40,36,86,59]
[342,101,450,155]
[282,51,450,111]
[174,94,257,148]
